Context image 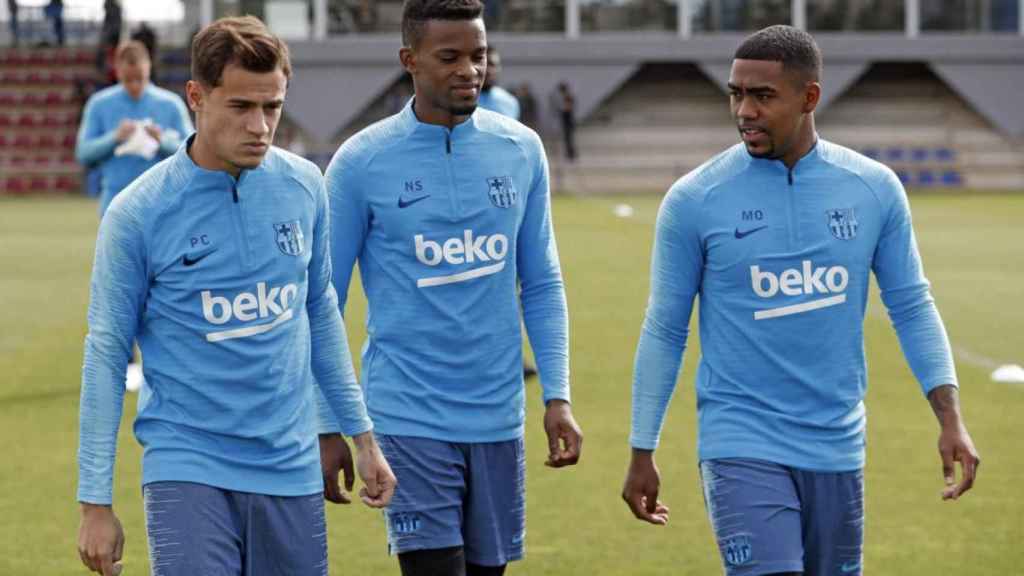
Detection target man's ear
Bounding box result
[185,80,204,113]
[399,46,416,76]
[803,81,821,114]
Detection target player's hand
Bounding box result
[319,433,355,504]
[115,120,135,142]
[78,503,125,575]
[938,421,980,500]
[352,432,396,508]
[622,449,670,526]
[543,399,582,467]
[143,124,162,142]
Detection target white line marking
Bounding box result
[205,309,294,342]
[754,294,847,320]
[417,261,505,288]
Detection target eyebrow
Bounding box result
[727,83,777,94]
[226,98,284,106]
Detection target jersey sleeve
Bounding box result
[313,145,372,433]
[630,184,704,450]
[77,199,148,504]
[871,170,957,394]
[516,134,570,404]
[75,96,118,166]
[307,172,373,437]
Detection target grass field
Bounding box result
[1,193,1022,575]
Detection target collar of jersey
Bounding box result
[398,97,480,141]
[746,135,823,178]
[168,134,266,188]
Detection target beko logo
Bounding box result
[413,230,508,288]
[200,282,298,341]
[749,260,849,320]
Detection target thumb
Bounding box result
[941,448,955,485]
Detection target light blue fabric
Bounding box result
[478,85,520,120]
[631,139,956,471]
[322,101,569,443]
[78,139,372,505]
[75,83,193,216]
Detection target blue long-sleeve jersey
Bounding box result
[323,101,569,443]
[78,139,372,505]
[631,140,956,471]
[76,83,193,217]
[478,86,520,120]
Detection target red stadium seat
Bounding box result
[18,114,37,128]
[0,93,14,106]
[21,92,42,107]
[45,91,68,106]
[62,133,77,148]
[0,114,10,127]
[37,134,57,148]
[56,175,78,192]
[0,134,8,148]
[29,176,49,192]
[14,134,33,148]
[4,177,27,194]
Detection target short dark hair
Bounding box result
[191,15,292,88]
[115,40,149,64]
[401,0,484,48]
[734,25,822,83]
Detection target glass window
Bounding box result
[580,0,677,33]
[807,0,905,31]
[921,0,1019,32]
[692,0,791,32]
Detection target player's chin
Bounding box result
[235,147,269,166]
[449,103,478,117]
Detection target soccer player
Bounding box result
[477,45,520,120]
[621,25,979,576]
[323,1,583,575]
[76,16,395,576]
[76,40,193,218]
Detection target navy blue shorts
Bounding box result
[378,434,526,567]
[142,482,327,576]
[700,458,865,576]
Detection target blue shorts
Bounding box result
[378,434,526,567]
[142,482,327,576]
[700,459,865,576]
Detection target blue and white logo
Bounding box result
[722,534,753,567]
[827,208,858,240]
[389,512,421,535]
[487,176,517,208]
[274,220,305,256]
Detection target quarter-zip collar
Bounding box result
[747,136,821,184]
[398,97,480,148]
[174,134,268,198]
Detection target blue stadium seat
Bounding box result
[916,169,936,186]
[934,147,956,162]
[910,148,929,163]
[885,147,905,162]
[941,170,963,186]
[862,147,880,160]
[895,170,911,184]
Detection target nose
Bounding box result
[734,94,757,121]
[456,56,479,81]
[245,108,269,137]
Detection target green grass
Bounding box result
[1,193,1022,574]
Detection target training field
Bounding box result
[0,193,1021,575]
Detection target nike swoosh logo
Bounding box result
[734,225,768,239]
[398,194,431,209]
[840,561,861,573]
[182,248,217,267]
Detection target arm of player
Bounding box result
[75,97,125,166]
[156,96,194,156]
[307,171,394,508]
[928,385,980,500]
[312,142,372,437]
[515,134,581,468]
[622,184,703,525]
[871,169,979,500]
[77,201,147,574]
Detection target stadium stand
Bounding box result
[0,47,91,196]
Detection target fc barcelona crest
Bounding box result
[486,176,517,208]
[274,220,305,256]
[826,208,858,240]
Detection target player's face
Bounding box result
[483,51,500,90]
[728,59,818,167]
[117,58,150,100]
[401,18,487,126]
[186,63,286,177]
